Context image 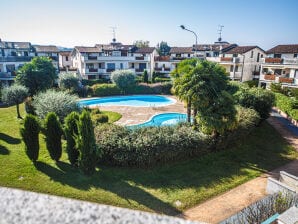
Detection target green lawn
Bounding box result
[101,110,122,123]
[0,104,297,216]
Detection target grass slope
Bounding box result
[0,104,297,216]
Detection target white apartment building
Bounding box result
[71,41,157,80]
[259,44,298,88]
[0,40,35,84]
[34,45,59,71]
[209,46,266,81]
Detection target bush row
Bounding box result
[275,93,298,120]
[95,106,260,167]
[91,82,172,96]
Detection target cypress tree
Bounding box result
[77,110,97,175]
[45,112,63,161]
[20,114,40,162]
[64,112,80,166]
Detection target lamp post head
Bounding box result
[180,25,185,30]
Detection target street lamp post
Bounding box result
[180,25,198,56]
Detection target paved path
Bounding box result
[181,111,298,224]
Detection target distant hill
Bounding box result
[57,46,73,51]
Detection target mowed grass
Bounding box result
[101,110,122,123]
[0,104,297,215]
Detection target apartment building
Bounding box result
[209,46,266,81]
[259,44,298,88]
[71,41,157,80]
[0,40,35,84]
[33,45,59,71]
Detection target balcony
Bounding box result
[220,57,233,62]
[279,77,294,83]
[87,68,98,73]
[135,56,144,60]
[172,57,187,61]
[264,74,276,80]
[154,56,170,61]
[164,67,171,71]
[0,56,33,62]
[0,72,14,80]
[283,58,298,65]
[154,67,162,71]
[49,56,58,61]
[229,71,242,79]
[265,58,282,64]
[106,68,115,72]
[135,68,144,72]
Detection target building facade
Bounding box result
[34,45,59,71]
[259,44,298,88]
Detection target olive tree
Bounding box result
[1,84,29,118]
[111,70,136,94]
[58,73,80,93]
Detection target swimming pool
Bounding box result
[79,95,176,107]
[129,113,187,128]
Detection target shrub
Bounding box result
[24,97,36,115]
[33,89,79,121]
[64,112,80,166]
[77,110,98,174]
[275,93,298,120]
[143,70,149,83]
[91,84,121,96]
[243,80,258,88]
[234,87,275,121]
[92,114,109,125]
[155,77,171,83]
[95,124,210,167]
[81,78,108,86]
[58,73,80,92]
[20,114,40,162]
[44,112,63,161]
[111,70,136,94]
[1,84,29,118]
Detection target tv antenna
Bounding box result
[110,26,117,43]
[218,25,224,42]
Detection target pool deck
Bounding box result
[88,95,186,126]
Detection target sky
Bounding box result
[0,0,297,50]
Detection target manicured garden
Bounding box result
[0,104,297,215]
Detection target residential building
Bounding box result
[0,40,35,84]
[71,41,157,80]
[58,51,77,73]
[210,46,266,81]
[34,45,59,71]
[259,44,298,88]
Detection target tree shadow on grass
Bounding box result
[0,145,9,155]
[0,133,21,144]
[34,161,180,216]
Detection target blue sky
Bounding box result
[0,0,297,50]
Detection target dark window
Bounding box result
[235,65,238,72]
[131,63,134,68]
[233,54,238,57]
[250,51,254,58]
[274,54,281,58]
[107,63,115,69]
[24,52,28,57]
[120,63,123,69]
[65,56,69,61]
[188,54,190,57]
[261,54,263,58]
[294,53,298,58]
[98,63,102,69]
[11,52,16,56]
[176,53,181,57]
[6,64,15,72]
[214,52,219,57]
[257,53,260,62]
[230,65,233,72]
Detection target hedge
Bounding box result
[275,93,298,120]
[91,84,121,96]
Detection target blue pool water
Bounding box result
[129,113,187,128]
[79,95,176,107]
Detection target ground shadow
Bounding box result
[0,133,21,144]
[34,161,180,215]
[0,145,9,155]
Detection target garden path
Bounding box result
[180,110,298,224]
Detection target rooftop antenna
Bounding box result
[110,26,117,43]
[218,25,224,42]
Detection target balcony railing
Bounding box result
[0,72,15,80]
[87,56,98,60]
[154,56,170,61]
[0,56,33,62]
[164,68,171,71]
[279,77,294,83]
[135,56,144,60]
[265,58,282,63]
[154,67,162,71]
[88,68,98,73]
[264,74,276,80]
[172,57,187,60]
[49,56,58,61]
[283,58,298,65]
[135,68,144,72]
[220,57,233,62]
[106,68,115,72]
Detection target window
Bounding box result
[188,54,190,57]
[274,54,281,58]
[11,52,16,56]
[294,54,298,58]
[235,65,238,72]
[6,64,15,72]
[214,52,219,57]
[65,56,69,61]
[233,54,238,58]
[230,65,234,72]
[250,51,254,58]
[86,64,94,69]
[176,53,181,58]
[107,63,115,69]
[131,63,134,68]
[120,63,123,69]
[257,53,260,62]
[24,52,28,57]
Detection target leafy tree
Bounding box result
[1,84,29,118]
[64,112,80,166]
[20,114,40,162]
[58,73,80,93]
[157,41,171,56]
[110,70,136,94]
[143,70,149,83]
[44,112,63,162]
[133,40,150,48]
[76,110,98,175]
[15,57,57,96]
[33,89,79,121]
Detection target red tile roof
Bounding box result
[34,45,59,53]
[266,44,298,54]
[170,47,193,54]
[59,51,71,56]
[75,46,101,53]
[134,47,155,54]
[224,46,264,54]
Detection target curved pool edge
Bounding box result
[78,94,177,108]
[127,112,187,128]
